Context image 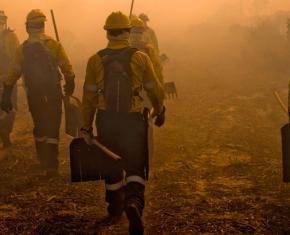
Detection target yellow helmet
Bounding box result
[0,10,7,23]
[26,9,46,23]
[104,11,131,30]
[131,17,145,29]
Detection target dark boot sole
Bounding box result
[125,205,144,235]
[96,215,122,226]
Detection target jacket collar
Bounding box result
[107,40,130,49]
[106,31,130,49]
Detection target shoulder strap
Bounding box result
[98,47,138,79]
[98,47,138,64]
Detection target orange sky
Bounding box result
[3,0,290,37]
[2,0,225,35]
[2,0,290,58]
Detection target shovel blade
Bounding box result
[70,138,121,183]
[64,96,82,137]
[281,123,290,182]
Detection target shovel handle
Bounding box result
[274,91,288,115]
[129,0,135,18]
[92,139,122,161]
[50,10,60,42]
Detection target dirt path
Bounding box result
[0,72,290,234]
[145,76,290,234]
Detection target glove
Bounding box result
[154,106,166,127]
[1,85,13,113]
[64,79,75,96]
[80,127,94,145]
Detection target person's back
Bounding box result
[139,13,159,53]
[1,9,75,177]
[13,31,74,93]
[130,17,163,85]
[81,11,165,235]
[22,36,62,99]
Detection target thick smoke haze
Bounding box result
[2,2,290,233]
[3,1,290,42]
[2,0,290,86]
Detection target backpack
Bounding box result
[98,47,137,113]
[0,30,12,75]
[22,40,61,99]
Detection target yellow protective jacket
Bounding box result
[143,26,159,53]
[0,29,19,79]
[82,40,164,130]
[4,32,75,86]
[146,46,163,84]
[137,44,163,85]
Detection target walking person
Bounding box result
[81,11,165,235]
[0,10,19,148]
[1,9,75,177]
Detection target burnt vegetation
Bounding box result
[1,8,290,235]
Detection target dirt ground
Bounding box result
[1,62,290,235]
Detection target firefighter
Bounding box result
[130,17,164,164]
[130,17,163,84]
[0,9,75,177]
[81,11,165,235]
[139,13,159,53]
[0,10,19,148]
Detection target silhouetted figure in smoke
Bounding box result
[0,9,75,177]
[0,10,19,148]
[139,13,159,53]
[130,16,164,164]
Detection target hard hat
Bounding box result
[0,10,7,23]
[139,13,149,22]
[26,9,46,24]
[104,11,132,30]
[131,17,145,29]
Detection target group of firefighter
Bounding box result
[0,9,166,235]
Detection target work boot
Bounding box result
[125,182,145,235]
[1,133,12,148]
[95,187,124,226]
[125,202,144,235]
[35,141,46,169]
[96,214,122,226]
[42,143,59,178]
[45,143,59,171]
[106,187,124,217]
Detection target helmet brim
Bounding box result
[104,25,132,30]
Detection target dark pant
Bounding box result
[28,93,62,170]
[96,111,148,215]
[0,84,17,146]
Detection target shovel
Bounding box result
[274,91,290,182]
